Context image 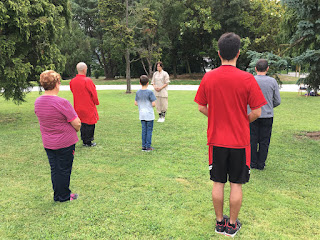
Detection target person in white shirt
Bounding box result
[151,61,170,122]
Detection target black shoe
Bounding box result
[215,215,229,235]
[145,147,154,152]
[83,142,97,147]
[142,147,147,151]
[225,219,242,237]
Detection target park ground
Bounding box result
[0,90,319,239]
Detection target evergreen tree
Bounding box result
[0,0,70,103]
[282,0,320,93]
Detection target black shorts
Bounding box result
[209,146,250,184]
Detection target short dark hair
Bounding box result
[156,61,163,68]
[256,59,269,72]
[140,75,149,86]
[218,33,241,60]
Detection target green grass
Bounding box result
[0,91,319,239]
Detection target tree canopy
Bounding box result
[3,0,318,102]
[0,0,70,103]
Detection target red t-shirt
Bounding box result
[194,65,267,148]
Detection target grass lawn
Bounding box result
[0,91,319,239]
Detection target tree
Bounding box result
[0,0,70,103]
[281,0,320,93]
[247,50,288,85]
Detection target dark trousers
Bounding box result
[45,144,75,202]
[141,120,154,148]
[81,123,95,144]
[250,118,273,169]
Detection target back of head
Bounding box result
[140,75,149,86]
[76,62,87,73]
[255,59,268,72]
[40,70,61,90]
[218,33,241,61]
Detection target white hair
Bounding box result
[76,62,87,72]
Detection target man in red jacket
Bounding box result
[70,62,100,147]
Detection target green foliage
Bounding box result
[282,0,320,93]
[0,0,70,103]
[247,50,288,85]
[59,21,92,78]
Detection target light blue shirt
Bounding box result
[135,89,157,121]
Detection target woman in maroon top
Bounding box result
[35,70,81,202]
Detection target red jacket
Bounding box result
[70,74,99,124]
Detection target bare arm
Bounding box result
[198,104,208,117]
[152,101,156,107]
[70,117,81,132]
[248,108,261,123]
[135,101,138,106]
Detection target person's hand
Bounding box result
[155,87,161,92]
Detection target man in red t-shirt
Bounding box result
[70,62,100,147]
[194,33,266,237]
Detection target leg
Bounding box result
[161,97,168,119]
[80,123,87,144]
[257,118,273,169]
[155,98,161,116]
[229,183,242,224]
[212,182,225,221]
[250,120,259,168]
[87,124,95,143]
[45,148,59,201]
[55,144,75,202]
[146,120,154,149]
[141,120,147,148]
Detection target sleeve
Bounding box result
[86,78,99,105]
[194,75,207,106]
[273,81,281,108]
[151,73,155,85]
[248,76,267,110]
[135,91,139,101]
[164,72,170,84]
[59,99,78,122]
[150,91,157,102]
[69,79,73,93]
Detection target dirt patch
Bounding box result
[296,131,320,140]
[0,114,20,124]
[176,178,190,185]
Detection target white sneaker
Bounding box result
[157,117,163,122]
[162,117,165,122]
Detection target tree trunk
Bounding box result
[125,49,131,93]
[186,58,191,74]
[125,0,131,93]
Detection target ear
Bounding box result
[255,67,258,73]
[218,51,222,59]
[236,50,240,58]
[266,66,269,72]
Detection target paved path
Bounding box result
[29,84,300,92]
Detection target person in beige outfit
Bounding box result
[151,61,170,122]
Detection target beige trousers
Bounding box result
[155,97,168,113]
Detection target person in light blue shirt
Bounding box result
[135,75,157,151]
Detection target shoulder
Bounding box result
[163,71,169,75]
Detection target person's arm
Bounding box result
[152,101,156,107]
[70,117,81,132]
[248,108,261,123]
[86,79,99,105]
[135,101,138,106]
[273,83,281,108]
[160,83,168,90]
[198,104,208,117]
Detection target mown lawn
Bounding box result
[0,91,319,239]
